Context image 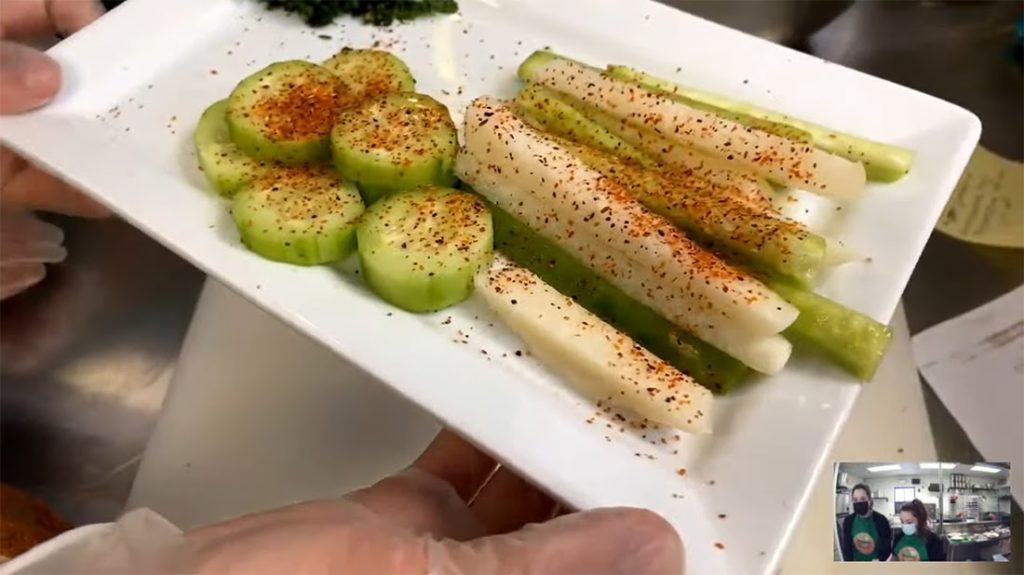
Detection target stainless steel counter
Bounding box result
[2,0,1021,526]
[0,218,203,524]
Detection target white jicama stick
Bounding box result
[457,98,795,372]
[532,59,867,200]
[466,156,792,373]
[824,237,864,266]
[593,111,776,211]
[479,255,713,432]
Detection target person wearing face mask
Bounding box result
[840,483,892,561]
[891,499,946,562]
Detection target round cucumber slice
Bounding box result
[227,60,346,164]
[356,187,493,312]
[233,167,365,265]
[331,92,458,205]
[194,99,270,197]
[322,48,415,102]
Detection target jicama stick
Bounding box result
[606,64,915,183]
[528,57,867,199]
[479,254,714,432]
[556,137,829,285]
[457,98,795,373]
[491,203,750,392]
[516,84,775,212]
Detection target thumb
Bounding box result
[0,42,61,114]
[434,507,684,574]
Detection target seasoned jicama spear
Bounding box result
[606,64,915,183]
[525,56,867,199]
[559,139,828,285]
[478,255,714,433]
[491,204,750,392]
[584,111,777,212]
[514,84,776,212]
[457,98,796,373]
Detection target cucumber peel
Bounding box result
[768,279,892,380]
[194,100,270,198]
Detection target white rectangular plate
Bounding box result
[0,0,979,572]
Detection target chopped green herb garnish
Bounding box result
[258,0,458,27]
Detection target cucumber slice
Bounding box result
[323,48,416,102]
[232,167,364,265]
[227,60,346,164]
[331,92,458,204]
[356,187,492,312]
[194,100,270,197]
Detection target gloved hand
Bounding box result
[0,209,65,300]
[187,431,684,574]
[1,0,109,300]
[0,431,683,574]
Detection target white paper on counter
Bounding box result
[912,286,1023,504]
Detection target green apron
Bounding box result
[851,514,880,560]
[894,532,929,561]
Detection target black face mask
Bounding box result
[853,501,870,516]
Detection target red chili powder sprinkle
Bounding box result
[250,73,343,141]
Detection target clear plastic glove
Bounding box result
[186,431,683,574]
[1,0,108,300]
[0,209,65,299]
[2,431,683,574]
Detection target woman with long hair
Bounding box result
[892,499,946,561]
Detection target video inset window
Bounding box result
[834,462,1013,562]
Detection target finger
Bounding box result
[3,165,110,217]
[346,469,484,541]
[470,466,558,535]
[0,0,51,39]
[0,0,105,39]
[434,507,684,575]
[188,499,356,542]
[1,209,64,244]
[188,500,430,575]
[2,146,29,178]
[0,238,66,264]
[47,0,106,36]
[412,430,499,503]
[0,261,45,299]
[0,42,61,113]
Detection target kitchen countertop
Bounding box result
[1,0,1021,564]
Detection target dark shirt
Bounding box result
[841,511,892,561]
